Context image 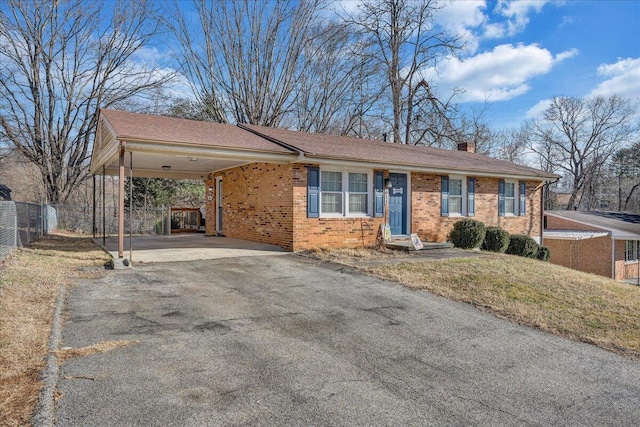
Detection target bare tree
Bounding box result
[611,142,640,211]
[525,95,638,210]
[345,0,463,144]
[291,21,385,136]
[492,127,531,165]
[0,0,173,204]
[171,0,325,127]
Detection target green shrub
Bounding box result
[450,219,486,249]
[537,245,551,262]
[481,226,510,253]
[505,234,539,258]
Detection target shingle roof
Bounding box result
[99,109,559,180]
[100,110,292,154]
[545,211,640,239]
[239,123,558,179]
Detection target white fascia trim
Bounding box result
[123,140,297,163]
[90,141,120,175]
[304,156,550,181]
[104,166,207,180]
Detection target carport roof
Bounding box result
[100,109,291,154]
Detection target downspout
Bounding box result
[538,178,560,245]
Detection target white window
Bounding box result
[625,240,640,262]
[320,170,371,217]
[504,181,515,215]
[348,173,368,214]
[449,178,463,215]
[321,171,343,214]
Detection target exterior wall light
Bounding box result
[161,165,171,171]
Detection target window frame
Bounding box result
[447,175,466,217]
[625,240,640,263]
[504,180,516,216]
[319,168,372,218]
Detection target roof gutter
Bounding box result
[300,156,557,181]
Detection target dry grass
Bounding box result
[55,340,138,362]
[0,234,110,427]
[300,246,406,263]
[365,253,640,360]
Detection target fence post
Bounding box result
[13,203,18,248]
[166,206,171,235]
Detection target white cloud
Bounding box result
[555,48,579,62]
[132,46,172,64]
[436,0,555,54]
[423,44,575,102]
[436,0,487,53]
[590,57,640,98]
[494,0,550,36]
[526,98,552,119]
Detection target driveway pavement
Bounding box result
[56,255,640,426]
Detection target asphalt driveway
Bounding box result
[56,255,640,426]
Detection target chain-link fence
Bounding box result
[0,203,169,262]
[0,201,46,262]
[53,205,168,236]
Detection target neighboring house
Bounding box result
[91,110,558,256]
[544,210,640,280]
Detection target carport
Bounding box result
[89,109,296,264]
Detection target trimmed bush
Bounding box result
[537,245,551,262]
[450,219,486,249]
[481,226,510,253]
[505,234,539,258]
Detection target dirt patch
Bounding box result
[55,340,138,362]
[0,234,110,427]
[299,246,406,263]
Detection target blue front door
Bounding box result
[388,173,407,235]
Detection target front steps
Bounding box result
[385,236,454,251]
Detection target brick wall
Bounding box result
[546,236,612,278]
[411,173,543,242]
[292,165,385,251]
[204,163,294,250]
[204,165,545,251]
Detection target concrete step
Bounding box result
[385,240,454,251]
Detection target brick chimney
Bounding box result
[457,142,476,153]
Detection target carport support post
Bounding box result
[92,174,96,238]
[102,165,106,247]
[118,141,126,259]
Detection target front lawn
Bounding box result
[0,235,110,427]
[306,247,640,360]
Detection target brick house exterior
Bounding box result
[91,110,558,257]
[544,211,640,281]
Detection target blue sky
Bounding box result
[426,0,640,128]
[143,0,640,131]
